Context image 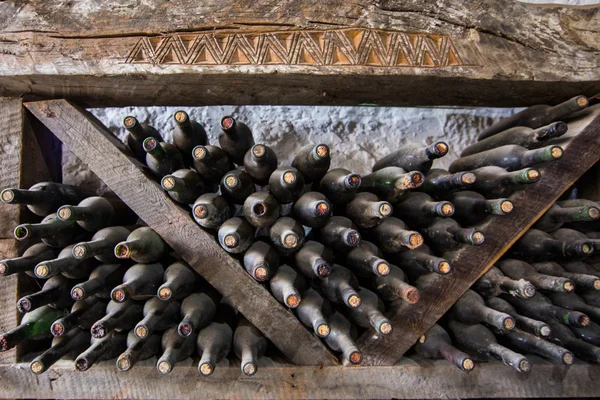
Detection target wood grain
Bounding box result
[357,105,600,365]
[0,239,17,365]
[24,99,338,367]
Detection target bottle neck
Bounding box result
[240,345,258,376]
[1,188,49,206]
[18,286,63,313]
[162,175,187,193]
[545,96,588,122]
[551,206,599,223]
[14,219,72,241]
[58,205,97,222]
[521,146,562,167]
[484,199,513,215]
[36,257,79,279]
[74,238,114,259]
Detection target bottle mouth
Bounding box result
[539,325,551,337]
[344,230,361,247]
[588,207,600,219]
[346,294,362,308]
[221,116,235,130]
[404,287,420,304]
[345,174,362,189]
[17,298,31,313]
[434,141,449,156]
[0,263,8,276]
[174,110,189,124]
[500,200,514,214]
[30,361,45,375]
[34,264,50,278]
[13,226,29,240]
[91,324,107,339]
[116,355,132,371]
[0,189,15,203]
[503,317,515,330]
[223,234,239,249]
[135,325,149,338]
[576,96,589,108]
[375,261,390,276]
[242,362,257,376]
[470,231,485,245]
[579,315,590,327]
[525,169,541,182]
[194,205,209,219]
[161,176,177,191]
[157,361,172,375]
[315,201,330,217]
[349,351,362,365]
[378,321,393,335]
[285,294,301,308]
[75,358,90,371]
[283,233,299,249]
[158,287,173,300]
[178,323,193,337]
[0,336,8,352]
[252,144,266,158]
[72,244,87,259]
[562,352,574,365]
[563,281,575,292]
[111,288,127,303]
[199,361,215,376]
[461,172,476,185]
[252,203,267,217]
[142,137,158,152]
[114,243,131,259]
[282,171,297,184]
[316,323,330,337]
[224,175,239,189]
[379,203,392,217]
[315,262,330,278]
[50,322,65,337]
[462,358,475,371]
[57,206,73,220]
[71,286,85,300]
[522,284,536,298]
[438,202,455,217]
[193,146,208,160]
[123,116,137,129]
[406,233,424,249]
[314,144,329,159]
[550,146,563,159]
[438,261,452,275]
[518,359,531,373]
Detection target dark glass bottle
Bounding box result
[14,213,88,248]
[90,300,144,339]
[502,292,590,328]
[345,241,391,277]
[133,297,181,339]
[243,192,280,228]
[56,196,136,232]
[319,216,361,252]
[472,266,536,299]
[70,263,127,300]
[552,228,600,252]
[71,226,130,263]
[393,192,454,227]
[34,244,96,280]
[496,259,574,293]
[316,265,361,308]
[293,192,332,228]
[178,293,218,338]
[233,317,267,376]
[532,261,600,291]
[218,116,255,165]
[319,168,361,204]
[390,244,452,277]
[0,243,56,277]
[418,169,476,198]
[218,217,255,254]
[142,137,184,177]
[451,290,515,331]
[295,288,332,338]
[110,263,164,303]
[243,144,278,185]
[196,320,233,376]
[29,328,90,375]
[269,217,305,254]
[161,169,204,205]
[373,141,449,173]
[372,265,420,304]
[193,193,232,230]
[50,297,107,337]
[123,115,163,161]
[156,327,197,374]
[171,110,207,166]
[414,324,474,371]
[420,218,485,253]
[560,260,600,278]
[496,327,574,365]
[486,297,550,337]
[268,167,305,204]
[116,330,162,372]
[324,312,362,365]
[192,145,234,184]
[114,227,167,263]
[17,275,74,313]
[360,167,424,202]
[346,193,392,228]
[294,240,332,279]
[75,331,128,371]
[269,265,307,309]
[533,204,600,232]
[0,305,67,351]
[542,318,600,363]
[291,144,331,184]
[570,321,600,346]
[468,166,541,198]
[507,229,593,262]
[448,191,513,226]
[157,262,198,301]
[364,216,423,253]
[345,287,392,335]
[548,292,600,323]
[449,144,563,173]
[243,240,280,282]
[220,169,255,205]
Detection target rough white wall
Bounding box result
[63,106,520,191]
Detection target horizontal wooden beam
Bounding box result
[0,0,599,107]
[358,105,600,365]
[24,99,338,367]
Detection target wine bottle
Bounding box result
[233,317,267,376]
[345,241,391,277]
[294,240,332,279]
[17,275,74,313]
[533,204,600,232]
[156,327,196,374]
[178,293,217,338]
[502,292,590,328]
[293,192,332,228]
[560,260,600,278]
[56,196,136,232]
[116,330,162,371]
[548,292,600,323]
[196,320,233,376]
[0,305,67,351]
[192,145,234,183]
[582,291,600,307]
[134,297,181,339]
[0,243,56,277]
[319,168,361,204]
[468,166,541,198]
[269,265,307,308]
[486,297,550,337]
[472,266,536,299]
[462,121,568,156]
[319,216,361,252]
[142,137,184,177]
[192,193,233,229]
[91,300,143,339]
[496,259,574,293]
[552,227,600,252]
[316,265,361,308]
[243,240,280,282]
[268,167,305,204]
[477,95,588,140]
[70,263,126,300]
[218,217,255,254]
[372,265,420,304]
[0,182,94,217]
[364,217,423,253]
[390,244,452,276]
[243,192,280,228]
[532,261,600,291]
[157,262,198,301]
[448,191,513,226]
[496,327,574,365]
[393,192,454,227]
[507,229,593,262]
[418,169,476,198]
[110,263,164,303]
[451,290,515,331]
[161,169,204,205]
[414,324,474,371]
[75,331,128,371]
[324,312,362,365]
[447,320,531,373]
[291,144,331,184]
[218,116,255,165]
[123,115,163,161]
[295,288,332,338]
[269,217,305,254]
[346,193,392,228]
[360,167,424,202]
[345,287,392,335]
[50,297,106,337]
[373,141,449,173]
[220,169,255,205]
[71,226,130,263]
[570,321,600,346]
[34,244,95,280]
[14,213,88,248]
[171,110,207,166]
[420,218,485,253]
[29,328,90,375]
[114,227,167,263]
[449,144,563,173]
[243,144,278,185]
[543,318,600,363]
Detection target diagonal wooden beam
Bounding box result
[24,99,338,367]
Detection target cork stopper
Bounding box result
[194,205,208,219]
[286,294,301,308]
[71,287,85,300]
[579,315,590,327]
[50,322,65,337]
[283,234,299,248]
[562,352,574,365]
[379,203,392,216]
[178,323,192,337]
[315,202,330,216]
[0,263,7,275]
[161,176,176,190]
[317,324,330,337]
[501,200,514,213]
[199,362,214,376]
[158,287,172,300]
[379,321,393,335]
[462,358,475,371]
[111,289,126,303]
[75,358,89,372]
[564,281,575,292]
[57,206,72,220]
[35,264,49,278]
[418,335,426,344]
[405,288,420,304]
[347,294,361,308]
[347,174,361,188]
[254,266,269,281]
[439,261,451,274]
[193,146,207,160]
[316,263,330,278]
[283,171,296,184]
[174,110,188,123]
[522,284,536,298]
[143,137,158,152]
[72,244,87,258]
[221,116,235,130]
[30,361,44,375]
[589,207,600,219]
[0,189,14,202]
[224,234,239,249]
[503,317,515,330]
[409,171,424,187]
[242,362,257,376]
[17,298,31,313]
[376,262,390,276]
[581,243,593,254]
[408,233,424,249]
[471,231,485,245]
[527,169,540,180]
[539,325,551,337]
[135,325,148,338]
[252,144,266,158]
[123,116,137,128]
[224,175,238,189]
[593,280,600,290]
[518,359,531,373]
[315,144,329,158]
[346,231,361,247]
[550,146,563,159]
[435,142,449,156]
[91,325,107,339]
[117,356,132,371]
[577,96,589,107]
[158,361,172,374]
[349,351,362,365]
[441,203,454,216]
[115,243,131,259]
[461,172,476,185]
[0,336,8,352]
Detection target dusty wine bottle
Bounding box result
[71,226,130,263]
[0,243,56,277]
[75,331,128,371]
[192,145,234,183]
[116,330,162,372]
[123,115,164,161]
[496,259,574,293]
[178,293,217,338]
[90,300,143,339]
[372,265,420,304]
[156,327,197,374]
[319,216,361,252]
[17,275,74,313]
[486,297,550,337]
[496,327,574,365]
[233,317,267,376]
[345,241,391,277]
[364,217,423,253]
[468,166,541,198]
[316,265,361,308]
[0,305,67,351]
[502,292,590,328]
[570,321,600,346]
[110,263,164,303]
[393,192,454,227]
[451,290,515,331]
[269,217,305,254]
[1,182,94,217]
[269,265,307,308]
[294,240,332,279]
[220,169,255,205]
[243,144,278,185]
[507,229,593,262]
[346,193,392,229]
[268,167,305,204]
[390,244,452,276]
[552,228,600,253]
[193,193,233,229]
[548,292,600,323]
[418,169,476,198]
[449,144,563,173]
[463,122,568,157]
[115,227,167,263]
[218,217,255,254]
[134,297,181,339]
[243,192,280,228]
[560,260,600,278]
[414,324,474,371]
[293,192,332,228]
[218,116,255,165]
[420,218,485,253]
[477,95,588,140]
[345,287,392,335]
[543,318,600,363]
[142,137,184,177]
[157,262,198,301]
[196,320,233,376]
[71,263,127,300]
[319,168,362,204]
[161,169,204,205]
[243,240,280,282]
[448,191,513,227]
[29,328,90,375]
[472,266,536,299]
[360,167,424,202]
[56,196,136,232]
[324,312,362,365]
[532,261,600,291]
[373,141,449,173]
[295,288,332,338]
[533,204,600,232]
[34,244,96,280]
[50,297,106,337]
[171,110,208,166]
[291,144,331,184]
[14,213,88,248]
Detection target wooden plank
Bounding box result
[0,1,599,107]
[357,106,600,365]
[0,359,597,399]
[23,99,337,367]
[0,240,18,365]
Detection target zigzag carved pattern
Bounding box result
[125,28,468,68]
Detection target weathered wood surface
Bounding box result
[357,105,600,365]
[0,240,18,365]
[1,1,599,107]
[24,99,338,367]
[0,358,598,399]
